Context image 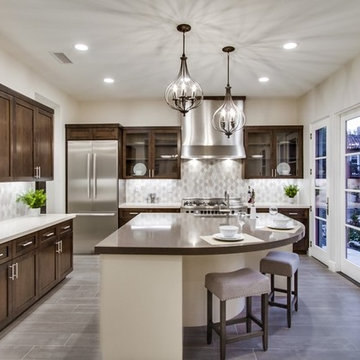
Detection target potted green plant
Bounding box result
[284,184,299,203]
[16,189,46,216]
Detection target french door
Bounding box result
[310,119,330,265]
[341,112,360,282]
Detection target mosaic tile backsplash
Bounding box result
[125,160,306,204]
[0,182,35,221]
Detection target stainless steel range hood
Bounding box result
[181,98,246,159]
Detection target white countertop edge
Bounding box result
[119,203,181,209]
[0,214,76,245]
[253,203,310,209]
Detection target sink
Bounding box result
[193,213,237,218]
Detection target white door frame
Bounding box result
[340,109,360,283]
[309,117,330,266]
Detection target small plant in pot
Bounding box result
[16,189,46,216]
[284,184,299,203]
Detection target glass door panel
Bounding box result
[344,116,360,269]
[124,132,150,177]
[153,131,179,178]
[246,131,272,178]
[311,119,329,263]
[275,130,300,177]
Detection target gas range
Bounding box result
[181,197,244,216]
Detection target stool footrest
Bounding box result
[226,330,264,344]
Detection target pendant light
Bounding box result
[165,24,203,116]
[212,46,245,138]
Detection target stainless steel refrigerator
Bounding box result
[67,140,118,254]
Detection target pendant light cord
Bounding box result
[227,52,230,87]
[182,32,186,57]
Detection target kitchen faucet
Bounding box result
[224,190,230,208]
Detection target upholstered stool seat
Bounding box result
[260,251,299,328]
[205,268,270,360]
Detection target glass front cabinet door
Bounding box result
[123,127,181,179]
[244,126,303,179]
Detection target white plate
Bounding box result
[267,222,295,230]
[133,162,147,176]
[213,233,244,242]
[276,162,291,175]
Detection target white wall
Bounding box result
[298,51,360,270]
[0,48,79,217]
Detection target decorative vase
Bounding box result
[29,208,41,216]
[288,197,295,204]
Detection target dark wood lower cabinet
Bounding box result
[119,208,180,227]
[0,219,73,332]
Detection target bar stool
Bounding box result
[205,268,270,360]
[260,251,299,328]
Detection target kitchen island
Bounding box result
[95,212,304,360]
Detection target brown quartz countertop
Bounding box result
[95,213,305,256]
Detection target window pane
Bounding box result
[315,159,326,187]
[316,127,326,157]
[346,227,360,266]
[346,155,360,189]
[346,117,360,154]
[315,218,327,248]
[345,192,360,226]
[315,188,327,219]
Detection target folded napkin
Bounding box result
[261,224,301,234]
[200,233,264,246]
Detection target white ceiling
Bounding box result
[1,0,360,101]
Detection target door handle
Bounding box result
[45,232,55,238]
[8,264,15,280]
[87,153,91,199]
[129,212,139,215]
[61,225,71,230]
[38,166,41,178]
[326,197,329,216]
[60,240,63,253]
[93,153,97,199]
[288,212,298,216]
[56,241,62,254]
[0,253,4,257]
[14,262,19,279]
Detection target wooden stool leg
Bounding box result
[207,290,213,344]
[270,274,275,302]
[287,276,292,328]
[220,300,226,360]
[294,270,298,312]
[246,296,252,333]
[261,293,268,351]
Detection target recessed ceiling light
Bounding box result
[103,78,114,84]
[74,43,88,51]
[283,42,298,50]
[258,77,269,83]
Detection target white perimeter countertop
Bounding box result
[0,214,76,245]
[253,203,310,209]
[119,202,181,209]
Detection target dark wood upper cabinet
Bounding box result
[122,127,181,179]
[0,83,54,182]
[66,124,120,140]
[0,91,12,180]
[244,126,303,179]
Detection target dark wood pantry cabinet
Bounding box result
[0,219,73,332]
[0,83,54,182]
[122,127,181,179]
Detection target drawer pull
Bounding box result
[21,241,33,247]
[0,253,4,257]
[129,212,139,215]
[45,232,55,237]
[288,212,298,216]
[62,225,71,230]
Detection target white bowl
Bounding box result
[219,225,239,238]
[273,218,290,227]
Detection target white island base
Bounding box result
[100,245,291,360]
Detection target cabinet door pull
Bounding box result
[8,265,15,280]
[45,232,55,237]
[14,262,19,279]
[60,240,63,253]
[288,212,298,216]
[56,241,61,254]
[21,241,33,247]
[62,225,71,230]
[38,166,41,178]
[129,212,139,215]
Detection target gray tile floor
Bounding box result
[0,255,359,359]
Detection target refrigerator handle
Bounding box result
[87,153,91,199]
[93,153,97,199]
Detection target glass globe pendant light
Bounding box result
[212,46,245,138]
[165,24,203,116]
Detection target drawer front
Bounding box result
[279,208,308,219]
[14,233,37,256]
[38,226,57,243]
[58,220,73,235]
[0,243,11,264]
